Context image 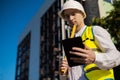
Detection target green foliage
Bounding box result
[92,0,120,50]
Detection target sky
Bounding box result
[0,0,44,80]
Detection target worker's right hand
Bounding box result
[60,58,69,75]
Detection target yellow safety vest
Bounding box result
[81,26,114,80]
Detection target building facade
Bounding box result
[15,0,114,80]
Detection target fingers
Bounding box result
[70,57,85,64]
[69,45,95,64]
[72,47,85,53]
[61,59,68,67]
[69,51,87,58]
[70,57,92,64]
[72,45,90,52]
[60,59,68,74]
[70,45,91,56]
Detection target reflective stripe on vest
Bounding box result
[81,26,114,80]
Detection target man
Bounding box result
[58,0,120,80]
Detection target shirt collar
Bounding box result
[75,25,87,37]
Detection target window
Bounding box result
[15,32,31,80]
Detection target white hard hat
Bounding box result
[58,0,86,19]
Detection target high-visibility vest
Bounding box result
[81,26,114,80]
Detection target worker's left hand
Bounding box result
[70,45,95,64]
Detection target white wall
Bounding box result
[18,0,55,80]
[98,0,113,18]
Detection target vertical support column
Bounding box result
[59,0,68,80]
[29,20,40,80]
[61,0,66,60]
[84,0,100,25]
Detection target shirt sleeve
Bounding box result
[93,26,120,70]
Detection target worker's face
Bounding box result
[63,9,84,27]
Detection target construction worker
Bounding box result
[58,0,120,80]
